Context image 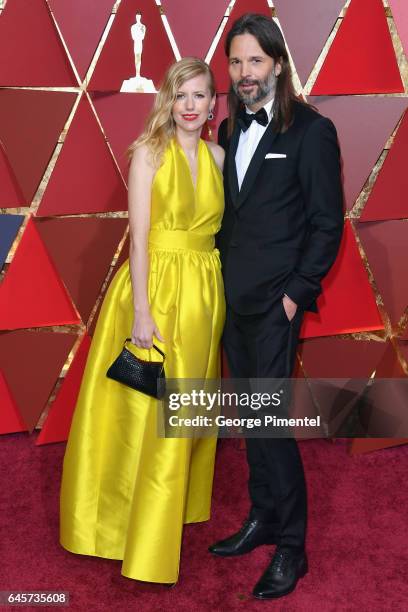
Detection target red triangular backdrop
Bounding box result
[0,0,77,86]
[34,217,128,323]
[300,221,384,339]
[376,341,407,378]
[161,0,228,59]
[88,234,129,336]
[350,342,408,454]
[48,0,116,80]
[309,97,407,211]
[360,109,408,222]
[0,144,25,208]
[389,0,408,61]
[36,333,92,445]
[300,338,386,378]
[398,340,408,365]
[357,220,408,326]
[0,89,76,205]
[311,0,403,94]
[91,92,155,181]
[299,338,387,437]
[0,370,27,434]
[36,96,127,215]
[273,0,345,86]
[88,0,175,91]
[0,218,80,330]
[0,330,77,432]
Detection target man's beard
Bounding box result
[232,71,277,106]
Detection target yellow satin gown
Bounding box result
[59,138,225,584]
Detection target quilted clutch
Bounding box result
[106,338,166,399]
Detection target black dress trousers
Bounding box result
[223,298,307,551]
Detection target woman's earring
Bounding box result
[208,109,214,121]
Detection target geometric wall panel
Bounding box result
[36,333,91,445]
[88,234,129,337]
[0,90,76,205]
[161,0,228,59]
[273,0,345,86]
[0,370,27,434]
[300,339,407,450]
[300,221,384,339]
[357,220,408,326]
[350,438,408,455]
[34,217,128,322]
[299,338,386,439]
[398,341,408,365]
[375,341,407,377]
[388,0,408,61]
[0,145,24,208]
[299,337,387,378]
[311,0,404,94]
[0,330,77,432]
[352,340,407,454]
[36,97,128,215]
[0,218,80,330]
[209,0,272,93]
[112,233,130,272]
[48,0,116,80]
[91,92,155,181]
[309,97,407,210]
[0,0,77,86]
[0,215,24,269]
[360,109,408,222]
[88,0,175,92]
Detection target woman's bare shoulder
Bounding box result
[130,142,151,164]
[205,140,225,171]
[129,143,157,176]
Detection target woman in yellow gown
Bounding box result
[59,58,226,584]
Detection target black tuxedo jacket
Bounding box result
[217,100,344,315]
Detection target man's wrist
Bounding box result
[283,293,297,306]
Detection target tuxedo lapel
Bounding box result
[227,124,240,207]
[237,121,279,209]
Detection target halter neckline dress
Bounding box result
[60,137,226,583]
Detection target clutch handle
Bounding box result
[124,338,165,362]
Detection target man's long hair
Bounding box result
[225,13,300,136]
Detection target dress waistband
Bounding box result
[148,229,215,252]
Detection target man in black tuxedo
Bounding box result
[209,14,344,599]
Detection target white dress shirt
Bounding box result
[235,98,274,190]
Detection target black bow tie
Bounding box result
[237,107,269,132]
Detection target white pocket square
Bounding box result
[265,153,287,159]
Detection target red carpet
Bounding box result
[1,434,407,610]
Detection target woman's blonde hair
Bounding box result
[126,57,215,167]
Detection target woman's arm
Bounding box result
[127,144,164,348]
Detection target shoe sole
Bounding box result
[252,562,308,600]
[209,549,252,557]
[208,541,276,557]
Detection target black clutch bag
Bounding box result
[106,338,166,399]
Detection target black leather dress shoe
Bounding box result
[253,547,308,599]
[208,518,276,557]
